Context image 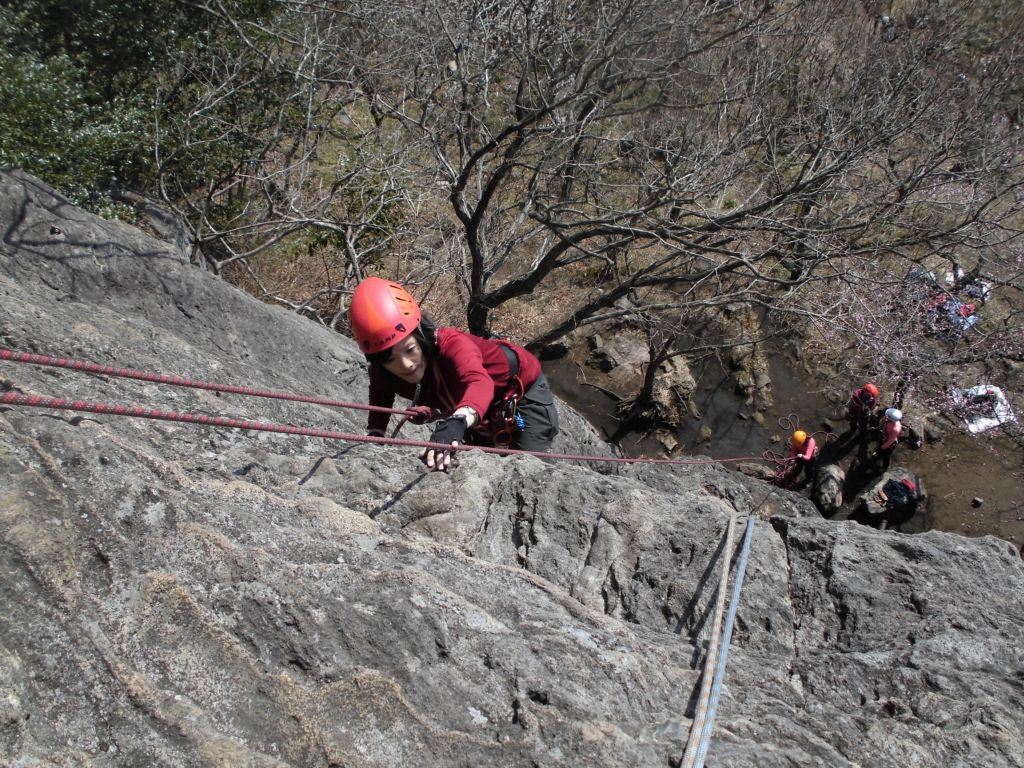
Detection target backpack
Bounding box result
[882,478,916,511]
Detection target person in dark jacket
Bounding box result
[846,382,879,461]
[350,277,559,471]
[846,382,879,429]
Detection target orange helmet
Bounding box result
[864,383,879,398]
[791,430,808,448]
[349,277,422,355]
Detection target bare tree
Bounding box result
[152,2,429,326]
[341,0,1023,410]
[145,0,1023,416]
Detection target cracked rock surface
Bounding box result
[1,170,1022,767]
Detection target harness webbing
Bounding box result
[0,348,415,418]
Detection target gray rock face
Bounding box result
[1,170,1022,767]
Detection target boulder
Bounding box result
[853,468,927,531]
[588,331,647,374]
[812,463,846,516]
[650,354,698,425]
[720,303,773,410]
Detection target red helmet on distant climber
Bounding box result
[350,277,422,355]
[864,383,879,398]
[791,430,808,448]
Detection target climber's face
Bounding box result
[383,335,425,384]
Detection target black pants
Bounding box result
[782,457,815,490]
[513,373,559,451]
[878,446,895,471]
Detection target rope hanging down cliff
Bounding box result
[680,492,764,768]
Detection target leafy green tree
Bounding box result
[0,1,277,207]
[0,6,148,206]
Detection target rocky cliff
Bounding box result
[1,170,1022,767]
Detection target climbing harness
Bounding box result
[486,342,527,447]
[0,347,768,469]
[489,376,526,447]
[490,396,523,447]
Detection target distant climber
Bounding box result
[784,430,818,489]
[350,277,559,471]
[873,407,903,472]
[853,470,926,531]
[846,382,879,432]
[846,382,879,461]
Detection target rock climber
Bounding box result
[846,382,879,461]
[350,277,560,471]
[785,430,818,489]
[874,407,903,472]
[846,382,879,432]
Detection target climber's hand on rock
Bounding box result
[420,416,468,473]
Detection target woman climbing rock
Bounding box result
[350,277,559,471]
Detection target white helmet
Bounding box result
[885,408,903,421]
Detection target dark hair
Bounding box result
[365,314,437,368]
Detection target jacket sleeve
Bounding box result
[437,331,495,417]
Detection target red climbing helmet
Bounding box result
[864,383,879,398]
[349,277,422,355]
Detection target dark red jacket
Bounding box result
[847,387,877,419]
[366,327,541,435]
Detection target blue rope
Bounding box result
[681,514,736,767]
[693,514,757,767]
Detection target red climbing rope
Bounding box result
[0,346,770,467]
[0,348,418,419]
[0,390,760,467]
